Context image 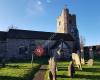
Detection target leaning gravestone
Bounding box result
[68,61,75,78]
[72,53,82,70]
[48,57,56,80]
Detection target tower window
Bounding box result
[59,21,61,26]
[69,20,72,24]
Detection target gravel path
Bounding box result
[32,65,48,80]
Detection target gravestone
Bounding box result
[89,47,94,59]
[87,59,93,66]
[72,53,82,70]
[1,58,6,67]
[48,57,56,80]
[81,49,85,64]
[87,47,94,66]
[68,61,75,78]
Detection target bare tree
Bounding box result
[80,35,86,64]
[7,25,18,31]
[80,35,85,49]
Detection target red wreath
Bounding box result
[34,46,44,57]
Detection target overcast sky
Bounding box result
[0,0,100,46]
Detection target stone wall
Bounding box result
[0,41,6,59]
[6,39,56,60]
[6,39,34,60]
[0,38,74,61]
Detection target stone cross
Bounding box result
[48,57,56,80]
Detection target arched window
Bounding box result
[19,46,28,55]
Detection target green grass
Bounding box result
[0,62,40,80]
[0,56,49,80]
[57,61,100,80]
[45,60,100,80]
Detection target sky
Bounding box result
[0,0,100,46]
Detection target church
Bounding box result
[0,7,80,60]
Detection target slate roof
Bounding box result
[0,31,7,41]
[50,40,71,49]
[7,29,74,41]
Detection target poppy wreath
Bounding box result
[34,46,44,57]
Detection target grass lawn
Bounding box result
[45,60,100,80]
[0,56,48,80]
[57,61,100,80]
[0,62,40,80]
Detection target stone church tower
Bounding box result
[57,7,80,51]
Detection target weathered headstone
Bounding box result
[87,47,94,66]
[1,58,6,67]
[81,49,85,64]
[72,53,82,70]
[48,57,56,80]
[89,47,94,59]
[87,59,93,66]
[68,61,75,78]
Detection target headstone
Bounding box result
[89,47,94,59]
[87,59,93,66]
[53,49,58,71]
[87,47,94,66]
[48,57,56,80]
[48,71,53,80]
[81,49,85,64]
[68,61,75,78]
[1,58,5,67]
[72,53,82,70]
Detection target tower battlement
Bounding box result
[57,7,80,50]
[57,7,77,33]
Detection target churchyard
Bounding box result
[45,53,100,80]
[0,57,48,80]
[0,51,100,80]
[0,63,40,80]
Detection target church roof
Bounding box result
[0,31,7,41]
[7,29,74,41]
[50,40,71,49]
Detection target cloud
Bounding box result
[46,0,51,3]
[27,0,45,16]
